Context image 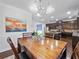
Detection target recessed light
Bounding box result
[67,11,71,14]
[51,16,54,18]
[69,16,72,18]
[56,19,58,21]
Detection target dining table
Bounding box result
[18,37,68,59]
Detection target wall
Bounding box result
[0,3,35,52]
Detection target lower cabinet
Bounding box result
[72,36,79,49]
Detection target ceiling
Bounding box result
[0,0,79,23]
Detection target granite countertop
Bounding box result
[73,32,79,36]
[46,30,79,37]
[72,30,79,36]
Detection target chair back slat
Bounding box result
[54,34,61,40]
[22,33,32,38]
[7,37,20,59]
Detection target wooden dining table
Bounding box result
[18,37,67,59]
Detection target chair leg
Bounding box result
[60,49,66,59]
[15,56,17,59]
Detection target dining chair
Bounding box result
[71,41,79,59]
[22,33,32,38]
[54,34,61,40]
[7,37,30,59]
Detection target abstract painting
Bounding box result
[5,17,27,32]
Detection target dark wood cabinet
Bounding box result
[45,33,53,38]
[72,36,79,49]
[46,23,57,30]
[77,17,79,29]
[46,17,79,30]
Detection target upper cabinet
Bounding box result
[46,17,79,31]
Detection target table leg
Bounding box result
[17,40,21,53]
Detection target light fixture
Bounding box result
[36,13,41,17]
[46,6,55,14]
[30,4,38,12]
[30,0,55,18]
[50,16,54,18]
[67,11,71,14]
[56,19,59,21]
[69,16,72,18]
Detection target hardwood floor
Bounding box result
[4,55,15,59]
[0,49,13,59]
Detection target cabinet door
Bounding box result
[72,36,79,49]
[77,17,79,29]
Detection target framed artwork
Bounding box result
[5,17,27,32]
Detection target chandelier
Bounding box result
[30,0,55,18]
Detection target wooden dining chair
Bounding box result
[7,37,30,59]
[71,41,79,59]
[54,34,61,40]
[22,33,32,38]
